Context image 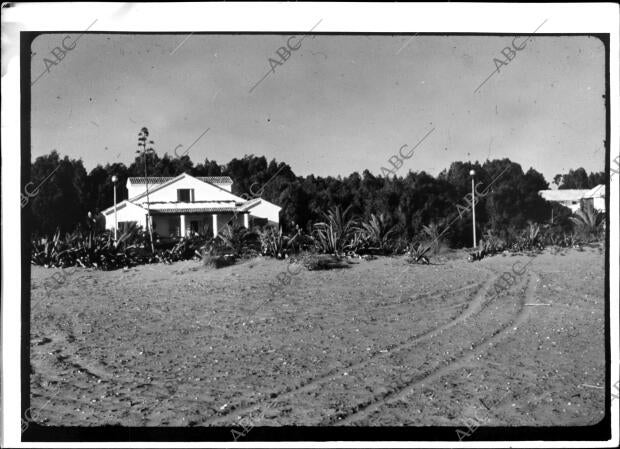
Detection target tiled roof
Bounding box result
[128,176,233,185]
[151,207,238,214]
[148,201,243,214]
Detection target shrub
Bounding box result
[405,242,431,264]
[156,236,207,264]
[31,227,150,270]
[479,229,507,254]
[200,236,237,268]
[358,213,397,255]
[560,231,583,248]
[421,222,442,255]
[509,222,544,252]
[313,205,359,255]
[570,204,604,242]
[218,223,259,258]
[258,226,301,259]
[31,226,214,270]
[390,235,410,255]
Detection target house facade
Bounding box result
[101,173,281,237]
[581,184,606,212]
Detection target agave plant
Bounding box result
[508,222,544,253]
[479,229,506,254]
[313,205,359,255]
[405,242,431,264]
[421,222,442,254]
[359,213,397,254]
[258,226,301,259]
[526,222,541,243]
[31,225,205,270]
[561,231,582,248]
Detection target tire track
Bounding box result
[333,269,539,426]
[201,269,498,425]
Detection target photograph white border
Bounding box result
[2,2,618,448]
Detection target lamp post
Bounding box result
[470,169,476,248]
[112,175,118,243]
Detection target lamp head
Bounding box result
[111,175,118,183]
[469,169,476,176]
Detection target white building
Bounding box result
[101,173,281,237]
[581,184,606,212]
[538,184,606,213]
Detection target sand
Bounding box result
[29,245,606,427]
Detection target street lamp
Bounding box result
[470,169,476,248]
[111,175,118,243]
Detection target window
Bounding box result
[177,188,194,202]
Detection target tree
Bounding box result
[29,151,88,236]
[554,168,589,189]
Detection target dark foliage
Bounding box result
[28,144,604,259]
[553,167,605,189]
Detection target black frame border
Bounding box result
[20,30,612,443]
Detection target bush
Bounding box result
[218,223,259,258]
[358,213,397,255]
[570,204,604,242]
[31,226,211,270]
[31,227,151,270]
[405,242,431,264]
[156,236,207,264]
[258,226,302,259]
[479,229,507,254]
[508,222,544,252]
[421,223,442,255]
[313,205,359,255]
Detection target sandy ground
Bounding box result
[29,246,606,427]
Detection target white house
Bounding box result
[101,173,281,237]
[538,184,606,213]
[581,184,606,212]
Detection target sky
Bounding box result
[30,33,606,185]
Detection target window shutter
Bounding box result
[190,189,195,203]
[177,189,181,202]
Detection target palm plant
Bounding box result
[313,205,359,255]
[218,223,259,257]
[570,204,604,241]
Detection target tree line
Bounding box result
[26,148,605,247]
